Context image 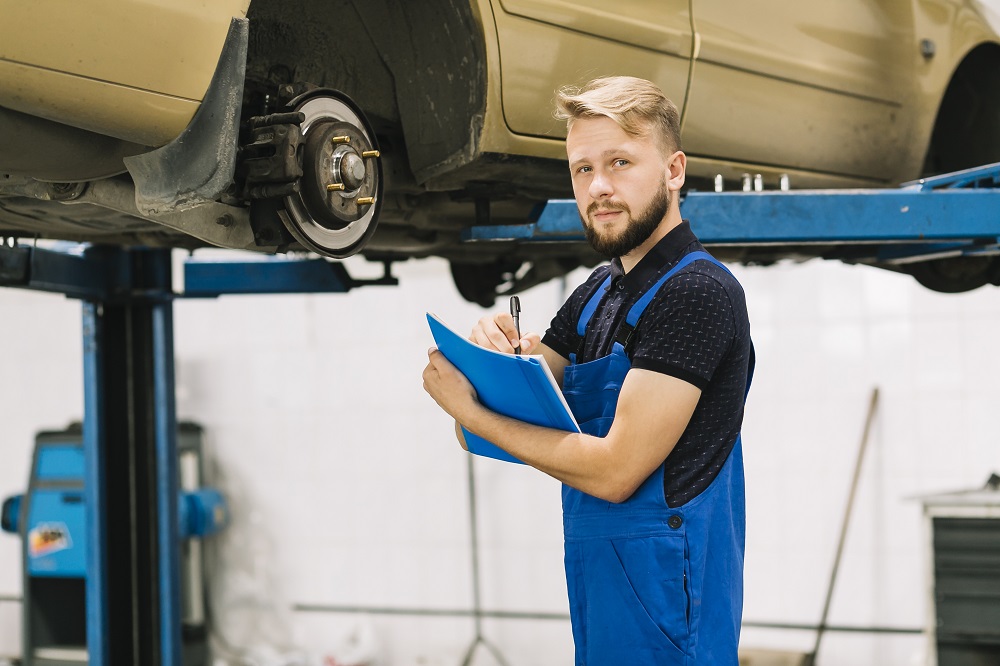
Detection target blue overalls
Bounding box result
[561,251,751,665]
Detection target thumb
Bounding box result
[519,332,542,354]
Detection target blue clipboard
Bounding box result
[427,313,580,464]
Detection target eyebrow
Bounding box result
[569,148,637,169]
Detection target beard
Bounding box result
[581,182,671,259]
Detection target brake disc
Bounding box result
[278,89,383,258]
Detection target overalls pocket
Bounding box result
[563,382,620,424]
[582,416,614,438]
[610,532,689,655]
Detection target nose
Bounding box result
[588,170,613,200]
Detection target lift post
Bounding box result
[0,244,181,666]
[0,243,181,666]
[81,248,180,666]
[0,242,391,666]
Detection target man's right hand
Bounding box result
[470,312,541,355]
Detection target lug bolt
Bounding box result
[327,183,346,191]
[356,197,375,205]
[331,135,351,144]
[361,150,380,158]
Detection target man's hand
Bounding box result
[423,309,569,454]
[471,310,570,386]
[470,312,541,355]
[422,347,480,423]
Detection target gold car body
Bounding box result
[3,0,997,187]
[0,1,250,148]
[481,0,1000,187]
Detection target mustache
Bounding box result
[587,201,630,216]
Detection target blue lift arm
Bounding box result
[466,162,1000,267]
[183,256,397,297]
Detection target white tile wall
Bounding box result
[1,253,998,665]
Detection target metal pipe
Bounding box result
[82,303,110,666]
[807,388,881,665]
[294,604,569,621]
[459,455,510,666]
[291,607,925,635]
[744,620,921,635]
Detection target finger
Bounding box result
[469,319,488,346]
[470,313,517,353]
[469,315,495,346]
[496,312,524,352]
[493,312,522,349]
[421,363,437,387]
[473,314,513,350]
[519,332,542,354]
[427,348,459,377]
[426,349,445,371]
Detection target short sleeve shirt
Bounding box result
[542,221,753,507]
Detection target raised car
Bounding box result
[2,1,999,301]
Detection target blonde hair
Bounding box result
[555,76,682,153]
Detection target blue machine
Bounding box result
[1,424,227,666]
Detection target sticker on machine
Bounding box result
[28,522,73,558]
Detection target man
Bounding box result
[423,76,753,665]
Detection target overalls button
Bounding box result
[667,515,683,529]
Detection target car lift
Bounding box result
[470,162,1000,269]
[0,161,997,665]
[0,247,396,666]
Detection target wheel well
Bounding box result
[245,0,487,186]
[899,43,1000,293]
[923,43,1000,175]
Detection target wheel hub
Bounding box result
[278,91,383,258]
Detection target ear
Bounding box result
[666,150,686,192]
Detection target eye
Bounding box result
[575,165,592,174]
[613,158,629,167]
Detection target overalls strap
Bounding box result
[614,251,728,355]
[621,250,755,398]
[570,274,612,363]
[624,250,726,327]
[576,275,612,337]
[572,251,731,360]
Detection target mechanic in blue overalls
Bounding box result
[423,75,754,665]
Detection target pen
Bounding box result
[510,295,521,355]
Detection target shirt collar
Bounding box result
[610,221,699,291]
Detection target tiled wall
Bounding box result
[1,254,997,665]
